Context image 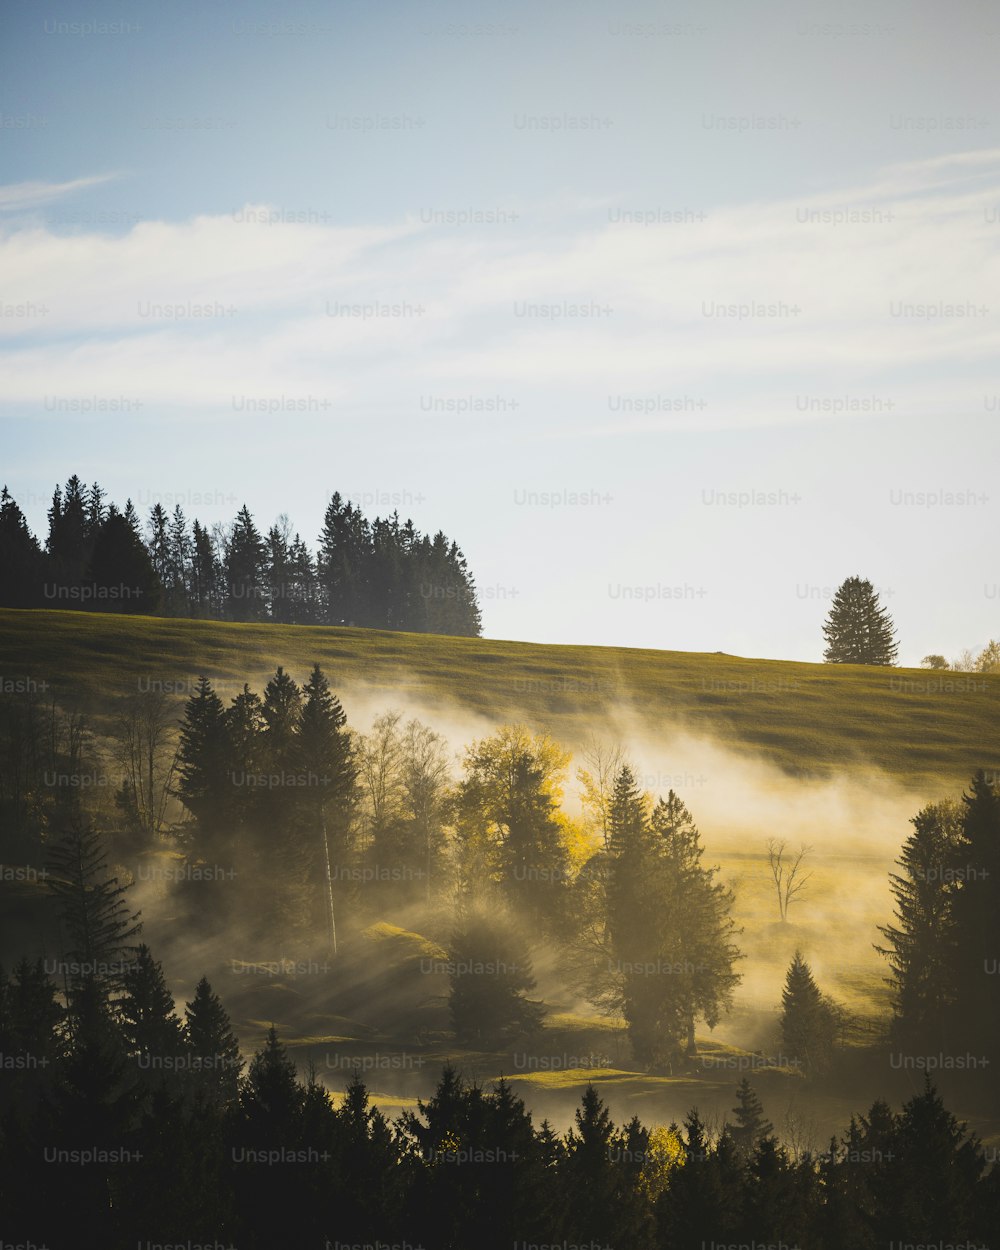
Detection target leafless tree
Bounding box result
[576,736,629,849]
[766,838,812,922]
[115,689,178,837]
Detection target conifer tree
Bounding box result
[947,770,1000,1063]
[0,486,45,607]
[184,976,243,1104]
[87,506,162,613]
[822,575,899,665]
[118,944,186,1080]
[650,790,742,1055]
[175,677,232,864]
[296,664,357,950]
[238,1025,304,1136]
[190,519,222,616]
[875,800,962,1050]
[46,817,143,1033]
[728,1078,773,1162]
[146,502,172,592]
[225,504,267,621]
[606,766,684,1068]
[780,950,837,1074]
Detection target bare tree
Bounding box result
[766,839,812,922]
[576,736,629,849]
[399,718,453,903]
[356,710,405,855]
[115,690,178,838]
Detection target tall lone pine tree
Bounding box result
[822,575,899,665]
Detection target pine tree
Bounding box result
[296,664,357,951]
[184,976,243,1104]
[656,1109,743,1250]
[146,502,172,593]
[0,958,63,1069]
[560,1085,653,1248]
[257,666,308,934]
[118,944,186,1072]
[0,486,45,607]
[947,771,1000,1065]
[190,519,221,616]
[175,676,232,865]
[497,752,571,934]
[44,475,93,598]
[728,1078,773,1161]
[166,504,192,615]
[780,950,837,1074]
[883,1077,986,1241]
[87,505,162,614]
[238,1025,304,1136]
[265,518,295,623]
[822,575,899,665]
[225,504,267,621]
[650,790,742,1056]
[606,766,684,1068]
[46,817,143,1033]
[316,492,372,626]
[875,800,962,1051]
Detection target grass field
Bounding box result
[2,607,997,790]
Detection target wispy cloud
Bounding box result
[2,150,998,427]
[0,175,119,213]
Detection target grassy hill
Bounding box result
[1,607,996,790]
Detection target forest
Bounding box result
[1,660,998,1248]
[0,476,482,634]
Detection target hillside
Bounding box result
[1,607,996,790]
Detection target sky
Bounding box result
[1,0,998,664]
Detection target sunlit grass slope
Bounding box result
[2,607,996,789]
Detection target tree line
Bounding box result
[0,476,482,634]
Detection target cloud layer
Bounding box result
[2,148,998,429]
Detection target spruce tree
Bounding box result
[561,1085,653,1249]
[46,817,143,1032]
[190,519,221,616]
[175,676,232,869]
[822,575,899,664]
[225,504,267,621]
[296,664,356,950]
[146,502,172,592]
[118,944,186,1081]
[0,486,45,607]
[87,506,162,614]
[650,790,742,1056]
[184,976,243,1104]
[166,504,192,615]
[947,770,1000,1064]
[46,474,91,591]
[238,1025,304,1136]
[728,1077,773,1161]
[780,950,837,1074]
[606,766,685,1068]
[498,752,571,934]
[875,800,962,1051]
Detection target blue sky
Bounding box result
[1,0,998,662]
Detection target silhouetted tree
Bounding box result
[822,575,898,664]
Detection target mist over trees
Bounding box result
[0,477,482,635]
[2,652,1000,1243]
